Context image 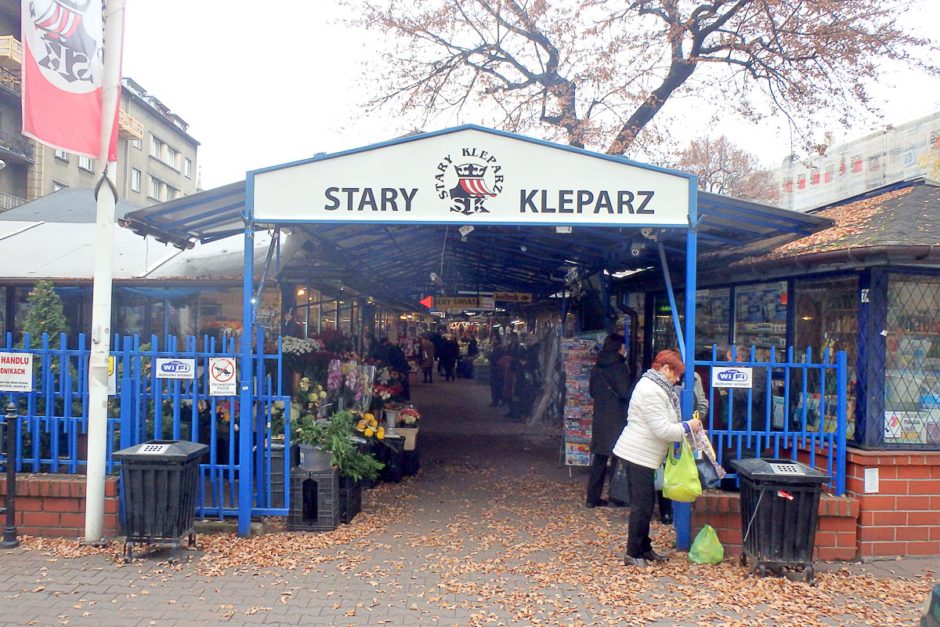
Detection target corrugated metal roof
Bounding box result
[0,187,140,222]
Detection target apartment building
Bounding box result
[0,3,199,211]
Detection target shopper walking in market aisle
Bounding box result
[439,333,460,381]
[613,350,702,568]
[586,333,635,508]
[420,333,436,383]
[488,334,506,406]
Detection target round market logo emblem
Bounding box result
[434,148,504,216]
[25,0,103,91]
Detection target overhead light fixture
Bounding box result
[520,245,528,252]
[555,226,572,234]
[458,225,474,237]
[296,287,306,296]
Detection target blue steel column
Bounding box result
[675,180,699,552]
[238,212,255,536]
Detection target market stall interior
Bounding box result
[117,126,832,540]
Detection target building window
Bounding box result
[130,168,141,192]
[54,149,69,162]
[166,147,180,170]
[131,138,142,150]
[183,158,192,178]
[53,181,68,192]
[78,155,95,172]
[149,176,162,200]
[884,273,940,448]
[150,135,164,159]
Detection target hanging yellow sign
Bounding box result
[493,292,532,303]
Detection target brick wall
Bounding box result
[844,449,940,559]
[692,491,860,561]
[0,474,120,538]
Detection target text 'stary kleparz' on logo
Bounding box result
[435,148,504,216]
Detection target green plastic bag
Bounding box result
[662,438,702,502]
[689,524,724,564]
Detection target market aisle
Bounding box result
[3,377,935,625]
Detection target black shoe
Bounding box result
[585,499,608,509]
[660,513,673,525]
[608,498,628,507]
[623,555,648,568]
[642,550,669,563]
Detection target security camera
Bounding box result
[640,227,656,240]
[630,243,644,257]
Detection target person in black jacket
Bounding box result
[586,333,636,508]
[382,338,411,401]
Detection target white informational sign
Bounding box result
[250,127,691,227]
[108,355,116,395]
[209,357,237,396]
[711,366,753,389]
[155,358,196,380]
[0,352,33,391]
[864,467,880,494]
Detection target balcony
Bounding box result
[0,129,34,164]
[0,191,26,212]
[0,66,20,98]
[0,36,22,70]
[119,108,144,140]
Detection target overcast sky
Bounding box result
[122,1,940,189]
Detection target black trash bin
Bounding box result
[730,457,828,583]
[113,440,208,562]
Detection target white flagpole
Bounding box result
[84,0,126,544]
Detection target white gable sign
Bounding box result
[249,127,691,227]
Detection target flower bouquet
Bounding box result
[397,405,420,427]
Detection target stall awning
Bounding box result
[119,127,833,304]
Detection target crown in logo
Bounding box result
[455,163,487,178]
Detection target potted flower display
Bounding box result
[396,405,420,452]
[293,410,384,481]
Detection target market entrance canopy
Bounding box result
[249,126,691,227]
[116,125,834,542]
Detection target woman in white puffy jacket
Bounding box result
[613,350,702,567]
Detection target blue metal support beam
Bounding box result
[674,180,700,553]
[238,186,255,537]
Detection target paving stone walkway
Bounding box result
[0,376,936,625]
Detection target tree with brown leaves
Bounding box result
[349,0,937,155]
[674,135,780,202]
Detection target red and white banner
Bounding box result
[21,0,118,160]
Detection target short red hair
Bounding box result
[652,350,685,377]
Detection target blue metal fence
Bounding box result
[0,331,289,518]
[697,345,847,495]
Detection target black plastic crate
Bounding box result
[378,436,404,483]
[402,449,420,476]
[287,468,340,532]
[731,458,827,582]
[338,475,362,524]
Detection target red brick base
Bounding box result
[844,449,940,559]
[692,491,860,561]
[0,474,120,538]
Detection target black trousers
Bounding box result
[422,367,433,382]
[586,453,610,504]
[625,460,656,558]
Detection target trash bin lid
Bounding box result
[113,439,209,463]
[729,458,829,484]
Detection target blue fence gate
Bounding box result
[697,345,848,495]
[0,330,290,520]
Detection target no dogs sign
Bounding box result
[209,358,237,396]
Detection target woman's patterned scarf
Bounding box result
[642,368,681,419]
